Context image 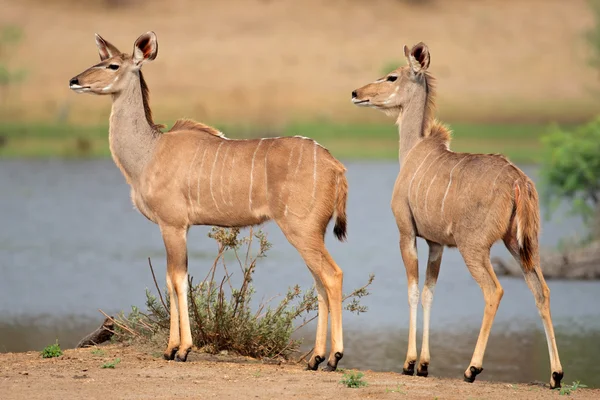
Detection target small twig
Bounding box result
[244,227,254,272]
[148,257,169,315]
[293,314,318,332]
[188,275,206,343]
[98,309,141,338]
[297,347,314,363]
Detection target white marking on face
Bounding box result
[441,156,469,218]
[210,142,224,213]
[249,139,264,210]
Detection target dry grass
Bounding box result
[1,0,599,125]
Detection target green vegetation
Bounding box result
[40,340,63,358]
[556,381,588,396]
[0,121,548,163]
[540,119,600,236]
[112,228,374,360]
[101,357,121,369]
[91,348,105,356]
[339,371,368,388]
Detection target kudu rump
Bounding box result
[352,43,563,388]
[69,32,348,371]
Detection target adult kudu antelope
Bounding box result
[69,32,348,371]
[351,43,563,388]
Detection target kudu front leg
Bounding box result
[161,225,193,362]
[400,233,419,375]
[417,241,443,377]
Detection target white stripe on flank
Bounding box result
[423,169,439,221]
[414,153,445,214]
[407,148,437,209]
[264,140,276,203]
[196,148,208,209]
[441,156,469,218]
[219,146,230,206]
[187,144,202,213]
[249,139,264,210]
[228,154,236,207]
[280,141,299,214]
[210,142,224,213]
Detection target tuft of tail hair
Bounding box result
[514,179,540,271]
[333,173,348,242]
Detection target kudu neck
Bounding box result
[109,71,159,185]
[396,84,428,165]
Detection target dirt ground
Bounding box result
[0,344,597,400]
[1,0,598,124]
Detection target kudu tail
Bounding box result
[333,173,348,242]
[514,179,540,271]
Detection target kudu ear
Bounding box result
[132,31,158,67]
[95,34,121,61]
[404,42,430,75]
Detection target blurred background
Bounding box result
[1,0,600,388]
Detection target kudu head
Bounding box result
[351,42,430,118]
[69,32,158,95]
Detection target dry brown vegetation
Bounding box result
[1,0,598,125]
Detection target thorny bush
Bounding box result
[113,227,374,360]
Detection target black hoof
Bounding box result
[416,363,429,377]
[402,360,416,376]
[322,352,343,372]
[463,366,483,383]
[551,371,564,389]
[175,348,191,362]
[163,347,178,361]
[307,355,325,371]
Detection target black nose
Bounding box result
[69,77,79,86]
[351,90,357,98]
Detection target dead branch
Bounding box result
[76,317,115,348]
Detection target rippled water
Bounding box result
[1,159,598,386]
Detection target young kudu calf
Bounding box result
[69,32,348,371]
[351,43,563,388]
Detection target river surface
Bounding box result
[1,159,598,386]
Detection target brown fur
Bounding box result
[69,32,348,371]
[352,42,563,389]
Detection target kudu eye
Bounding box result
[386,75,398,82]
[107,64,120,70]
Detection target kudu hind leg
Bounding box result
[164,273,180,360]
[161,225,193,362]
[459,247,504,383]
[503,236,563,389]
[300,246,344,371]
[400,233,419,375]
[417,241,443,377]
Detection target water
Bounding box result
[1,159,598,386]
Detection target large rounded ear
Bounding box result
[95,34,121,61]
[132,31,158,67]
[405,42,430,75]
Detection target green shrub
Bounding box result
[41,340,63,358]
[340,371,368,388]
[113,228,374,360]
[540,119,600,237]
